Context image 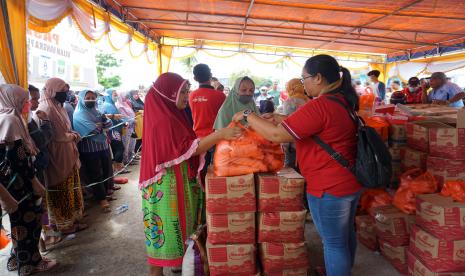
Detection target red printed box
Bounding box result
[207,241,257,276]
[409,225,465,272]
[407,250,465,276]
[356,215,378,251]
[258,211,306,243]
[259,243,309,273]
[416,194,465,241]
[429,127,465,160]
[407,121,449,153]
[379,239,408,274]
[207,212,255,244]
[427,157,465,187]
[206,172,255,213]
[373,205,415,246]
[257,169,305,212]
[264,268,308,276]
[401,147,428,171]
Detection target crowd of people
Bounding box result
[0,79,144,275]
[1,52,465,276]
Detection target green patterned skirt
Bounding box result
[141,162,203,267]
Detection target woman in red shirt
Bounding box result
[233,54,362,276]
[403,77,424,104]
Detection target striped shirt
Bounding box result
[78,135,109,153]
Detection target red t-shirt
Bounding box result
[189,87,226,138]
[403,87,423,104]
[282,95,362,197]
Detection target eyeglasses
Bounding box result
[300,75,314,84]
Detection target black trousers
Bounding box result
[110,140,124,163]
[79,150,114,201]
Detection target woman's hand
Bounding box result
[1,193,18,214]
[35,110,48,121]
[232,111,245,122]
[219,127,242,140]
[31,177,46,198]
[261,113,287,125]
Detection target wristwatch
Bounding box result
[243,109,253,122]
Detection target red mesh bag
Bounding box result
[360,188,393,216]
[441,181,465,203]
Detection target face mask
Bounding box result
[238,95,253,104]
[55,92,67,104]
[408,87,415,92]
[112,96,118,103]
[85,101,96,108]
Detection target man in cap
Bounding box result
[422,72,464,107]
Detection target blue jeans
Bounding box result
[307,191,362,276]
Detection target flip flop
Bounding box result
[32,258,58,273]
[61,223,88,235]
[111,186,121,191]
[106,195,117,201]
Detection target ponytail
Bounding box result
[340,67,359,111]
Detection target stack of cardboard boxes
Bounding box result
[205,172,258,275]
[256,169,309,275]
[372,205,416,274]
[389,122,407,185]
[408,193,465,275]
[205,168,309,275]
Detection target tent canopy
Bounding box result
[102,0,465,60]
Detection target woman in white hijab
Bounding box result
[0,84,58,275]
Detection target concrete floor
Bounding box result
[0,165,401,276]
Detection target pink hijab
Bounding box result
[0,84,37,154]
[38,78,80,187]
[116,93,136,119]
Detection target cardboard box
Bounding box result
[390,123,407,143]
[264,268,308,276]
[373,205,416,246]
[429,127,465,160]
[407,121,450,153]
[409,225,465,272]
[259,243,309,273]
[207,241,257,275]
[379,239,408,274]
[390,147,404,162]
[407,250,465,276]
[206,172,255,213]
[401,147,428,171]
[257,169,305,212]
[258,211,306,243]
[356,215,378,251]
[207,212,255,244]
[416,194,465,241]
[427,156,465,187]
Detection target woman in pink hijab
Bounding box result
[116,92,137,165]
[37,78,86,234]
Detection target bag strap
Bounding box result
[312,135,351,169]
[311,95,356,172]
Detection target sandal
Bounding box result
[106,195,117,201]
[171,266,182,273]
[100,201,111,213]
[119,169,131,174]
[111,186,121,191]
[61,223,88,235]
[7,255,17,271]
[32,258,58,273]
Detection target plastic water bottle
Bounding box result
[115,204,129,214]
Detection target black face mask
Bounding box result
[55,92,68,104]
[85,101,96,108]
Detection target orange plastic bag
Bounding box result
[393,169,438,214]
[365,116,389,141]
[360,188,393,216]
[214,123,284,177]
[0,229,10,249]
[441,181,465,203]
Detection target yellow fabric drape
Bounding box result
[0,0,15,84]
[0,0,27,87]
[369,63,387,83]
[157,45,173,75]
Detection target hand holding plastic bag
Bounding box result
[214,123,284,176]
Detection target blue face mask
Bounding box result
[238,95,253,104]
